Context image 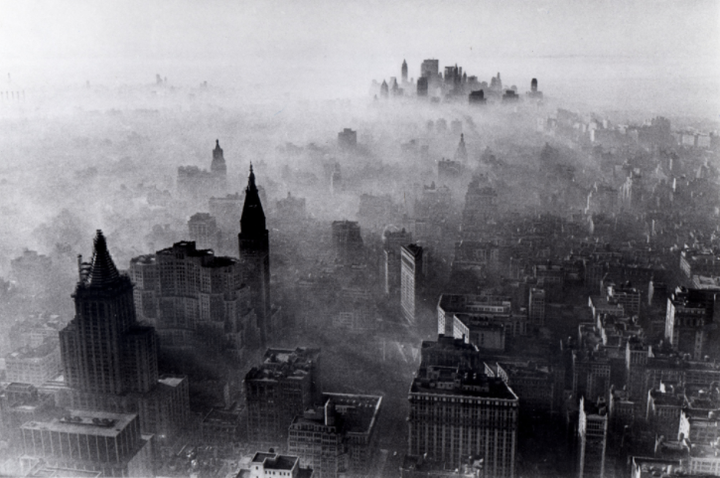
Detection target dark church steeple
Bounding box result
[239,164,271,345]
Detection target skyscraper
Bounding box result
[400,244,423,323]
[383,228,413,296]
[577,397,608,478]
[401,59,408,83]
[211,139,227,177]
[420,59,439,79]
[61,231,155,396]
[408,363,518,476]
[59,231,190,439]
[245,347,321,450]
[239,165,271,345]
[130,241,255,358]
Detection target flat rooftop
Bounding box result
[411,367,517,400]
[158,375,186,387]
[245,347,320,382]
[22,409,136,437]
[291,393,382,436]
[250,452,298,471]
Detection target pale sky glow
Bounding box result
[0,0,718,113]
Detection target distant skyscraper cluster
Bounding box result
[371,59,544,105]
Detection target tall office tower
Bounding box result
[408,364,518,476]
[528,287,546,329]
[239,165,271,345]
[383,228,413,296]
[531,78,538,92]
[577,397,608,478]
[245,348,321,451]
[288,393,382,478]
[665,287,715,360]
[130,241,254,357]
[401,59,408,83]
[400,244,423,323]
[59,231,190,439]
[20,410,153,477]
[60,231,156,396]
[416,77,428,97]
[210,139,227,190]
[420,59,439,79]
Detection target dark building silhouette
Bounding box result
[401,59,408,84]
[337,128,357,150]
[502,89,519,102]
[527,78,543,99]
[469,90,486,104]
[416,77,428,97]
[210,139,227,186]
[60,231,190,439]
[454,134,467,162]
[239,165,271,346]
[380,80,389,98]
[130,241,255,358]
[245,347,321,450]
[421,59,439,80]
[61,231,155,396]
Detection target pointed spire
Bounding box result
[87,230,120,287]
[241,164,266,236]
[247,163,257,192]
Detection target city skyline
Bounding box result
[0,2,720,478]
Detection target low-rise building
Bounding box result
[20,410,154,478]
[288,393,381,478]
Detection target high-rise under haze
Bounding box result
[59,231,190,439]
[239,165,272,345]
[61,231,157,396]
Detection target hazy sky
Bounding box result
[0,0,718,114]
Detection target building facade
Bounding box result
[408,364,518,477]
[245,348,322,450]
[288,393,382,478]
[58,231,190,440]
[400,244,423,323]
